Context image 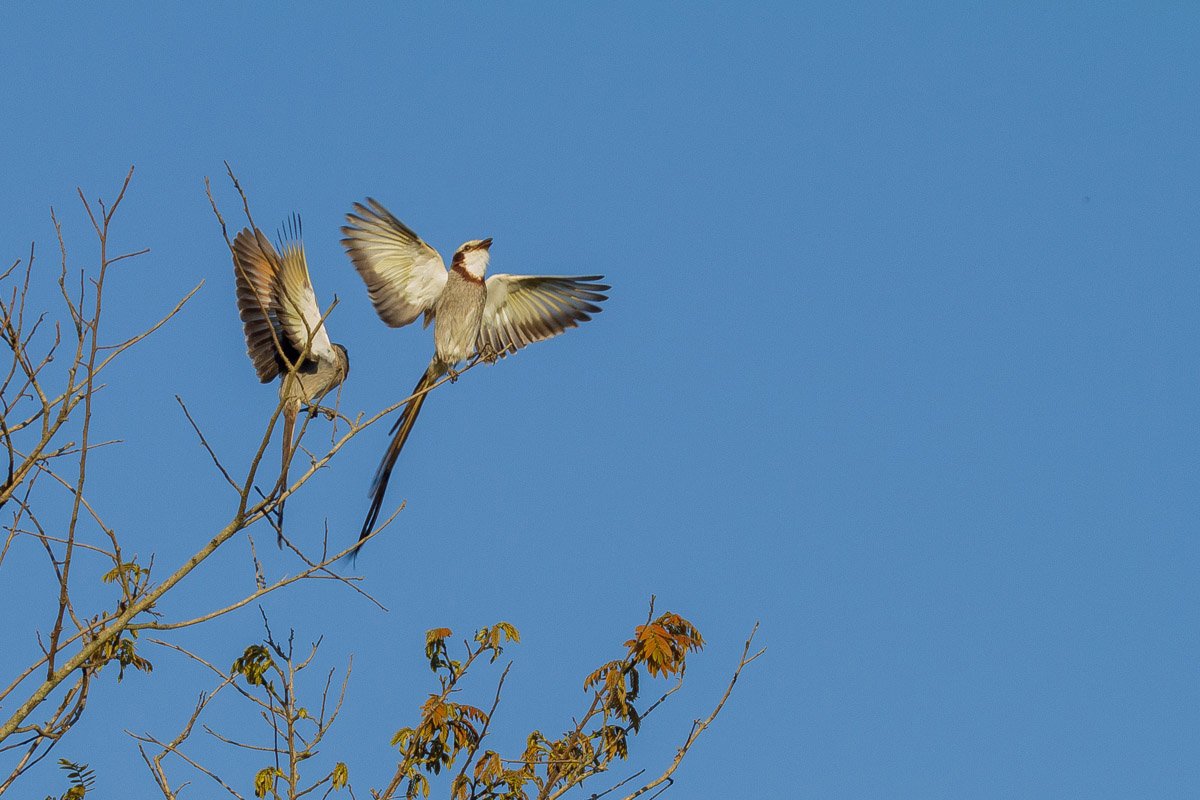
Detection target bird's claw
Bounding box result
[305,404,338,421]
[447,368,461,383]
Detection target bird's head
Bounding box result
[333,343,350,379]
[453,238,492,279]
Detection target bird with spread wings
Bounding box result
[342,198,608,553]
[232,216,350,542]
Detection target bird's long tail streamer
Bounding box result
[353,361,445,554]
[277,400,298,547]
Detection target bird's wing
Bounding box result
[274,216,336,362]
[233,227,287,382]
[479,275,610,357]
[341,198,447,328]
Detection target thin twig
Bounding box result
[176,395,239,491]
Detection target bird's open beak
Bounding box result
[480,237,493,250]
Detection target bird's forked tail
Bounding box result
[352,361,445,554]
[276,400,299,547]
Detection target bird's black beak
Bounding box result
[480,237,493,250]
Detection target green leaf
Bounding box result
[101,561,145,584]
[56,758,96,797]
[495,621,520,644]
[425,628,453,672]
[391,726,415,749]
[253,766,283,799]
[232,645,274,687]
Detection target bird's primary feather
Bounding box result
[480,274,610,357]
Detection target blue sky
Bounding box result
[1,4,1197,798]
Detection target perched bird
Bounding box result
[342,198,609,551]
[232,216,350,541]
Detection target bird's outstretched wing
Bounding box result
[479,275,609,357]
[274,215,336,363]
[341,198,447,328]
[233,228,291,382]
